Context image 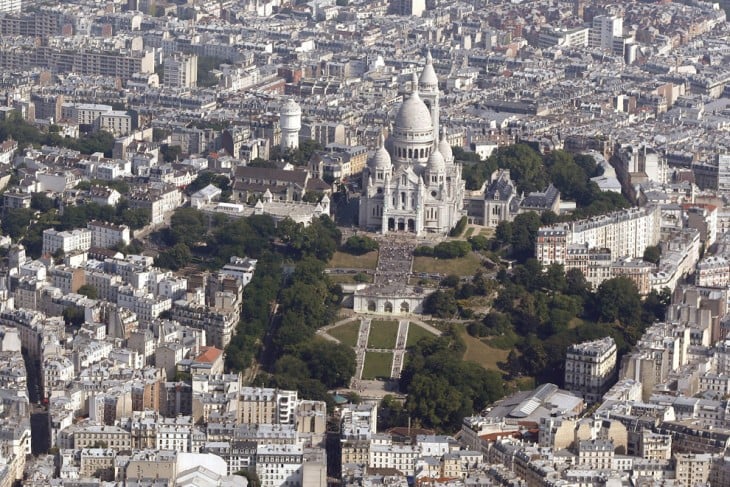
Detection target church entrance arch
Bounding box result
[388,218,395,231]
[400,302,410,313]
[407,219,415,233]
[384,302,393,313]
[368,301,376,312]
[397,219,405,231]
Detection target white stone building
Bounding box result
[359,53,465,235]
[42,228,92,256]
[536,206,661,267]
[87,221,131,249]
[564,337,618,404]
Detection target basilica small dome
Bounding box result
[426,147,446,173]
[438,137,453,162]
[369,133,392,170]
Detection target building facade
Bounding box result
[564,337,618,404]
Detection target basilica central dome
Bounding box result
[394,90,433,132]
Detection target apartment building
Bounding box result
[42,228,92,255]
[100,111,133,136]
[256,444,303,487]
[164,54,198,88]
[87,221,131,249]
[536,206,661,267]
[128,184,182,225]
[564,337,618,404]
[0,0,21,13]
[675,453,713,486]
[169,300,237,349]
[239,387,298,426]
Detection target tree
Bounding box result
[643,245,661,265]
[468,235,490,251]
[643,287,671,323]
[62,306,85,327]
[155,243,192,271]
[160,144,182,162]
[566,268,590,300]
[343,235,379,255]
[1,208,35,240]
[295,341,356,388]
[197,56,225,88]
[30,193,55,212]
[449,216,467,237]
[494,220,513,246]
[433,240,471,259]
[77,285,99,300]
[490,144,547,193]
[166,208,207,247]
[594,277,642,326]
[423,290,458,318]
[353,272,369,283]
[510,212,541,262]
[544,263,567,293]
[302,191,324,203]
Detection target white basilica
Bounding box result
[358,53,465,235]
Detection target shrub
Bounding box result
[414,246,434,257]
[343,235,379,255]
[433,241,471,259]
[449,216,467,237]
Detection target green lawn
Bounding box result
[368,320,399,349]
[457,325,509,371]
[362,352,393,379]
[413,252,482,276]
[328,251,378,270]
[464,227,475,238]
[406,323,437,347]
[328,321,361,347]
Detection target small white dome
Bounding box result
[438,130,453,162]
[369,132,392,170]
[427,148,445,173]
[419,51,438,90]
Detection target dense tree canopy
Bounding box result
[488,259,659,385]
[400,328,504,431]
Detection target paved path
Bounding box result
[353,318,371,382]
[391,319,410,379]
